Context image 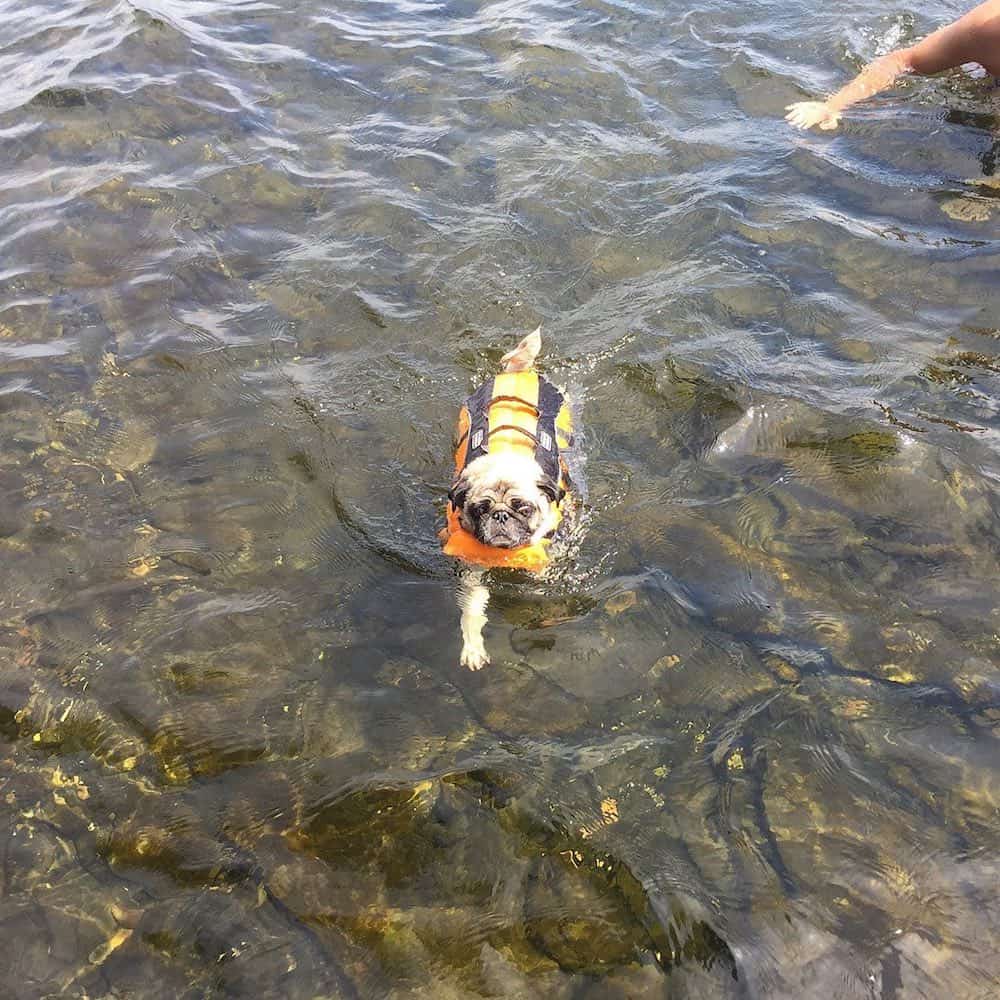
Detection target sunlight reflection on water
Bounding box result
[0,0,998,996]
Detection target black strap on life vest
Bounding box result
[463,378,495,465]
[458,375,566,491]
[535,379,564,486]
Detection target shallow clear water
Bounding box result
[1,0,999,996]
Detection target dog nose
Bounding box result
[492,510,509,525]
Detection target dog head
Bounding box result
[450,452,559,549]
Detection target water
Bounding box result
[1,0,998,995]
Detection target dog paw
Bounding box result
[460,643,490,671]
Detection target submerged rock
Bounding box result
[524,854,652,974]
[939,196,993,222]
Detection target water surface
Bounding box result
[1,0,998,996]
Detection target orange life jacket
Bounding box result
[441,370,573,571]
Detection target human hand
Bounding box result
[785,101,841,131]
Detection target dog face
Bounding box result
[451,452,558,549]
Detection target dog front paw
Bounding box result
[460,641,490,671]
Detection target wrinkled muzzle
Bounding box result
[476,507,532,548]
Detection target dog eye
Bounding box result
[513,500,534,516]
[472,500,492,516]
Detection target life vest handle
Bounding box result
[485,423,541,448]
[453,395,539,453]
[486,394,540,414]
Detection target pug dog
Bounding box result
[441,328,575,669]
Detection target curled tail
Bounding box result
[501,326,541,372]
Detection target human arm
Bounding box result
[786,0,1000,131]
[786,49,913,130]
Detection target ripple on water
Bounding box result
[2,0,1000,995]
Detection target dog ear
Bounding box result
[449,475,470,509]
[536,476,561,503]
